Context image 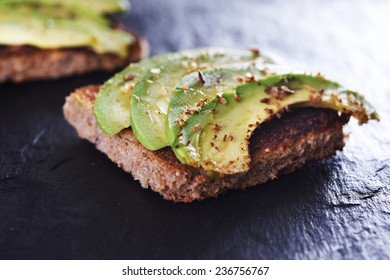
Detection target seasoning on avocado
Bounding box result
[93,48,379,175]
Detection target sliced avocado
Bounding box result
[94,51,187,135]
[173,73,379,174]
[94,64,149,136]
[0,2,133,57]
[166,63,277,146]
[130,48,273,151]
[1,0,130,14]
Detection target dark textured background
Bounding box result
[0,0,389,259]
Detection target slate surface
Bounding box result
[0,0,389,259]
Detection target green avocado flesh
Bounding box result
[94,51,182,135]
[172,73,379,174]
[0,2,133,57]
[94,48,379,174]
[167,63,274,146]
[130,48,272,151]
[1,0,129,14]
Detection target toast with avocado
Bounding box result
[0,0,148,83]
[63,48,379,202]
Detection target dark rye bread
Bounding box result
[0,30,149,83]
[63,85,349,202]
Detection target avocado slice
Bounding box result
[172,73,379,174]
[130,48,272,151]
[94,51,186,135]
[1,0,130,14]
[0,2,133,57]
[166,63,277,146]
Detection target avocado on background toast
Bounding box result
[0,0,148,83]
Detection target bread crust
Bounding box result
[63,85,348,202]
[0,30,149,83]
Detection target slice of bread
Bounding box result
[63,85,348,202]
[0,30,149,83]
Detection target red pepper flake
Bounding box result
[260,98,272,104]
[264,108,274,116]
[245,72,255,83]
[210,134,220,151]
[236,76,244,83]
[249,47,261,57]
[176,132,183,138]
[185,108,199,115]
[175,119,184,128]
[234,95,240,102]
[265,86,283,100]
[198,70,206,85]
[193,124,201,132]
[265,86,293,100]
[265,86,277,95]
[222,134,234,142]
[212,122,222,132]
[217,95,227,104]
[196,98,207,108]
[123,74,135,81]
